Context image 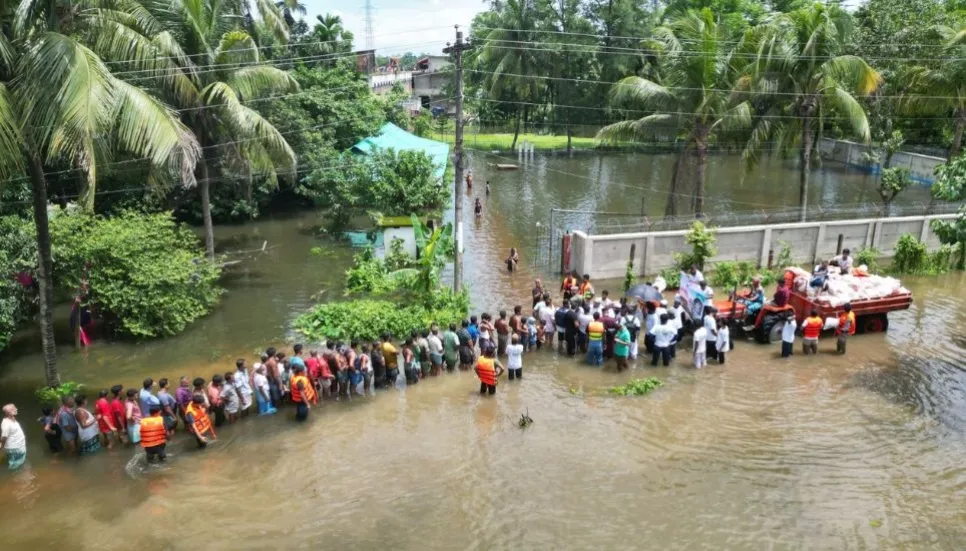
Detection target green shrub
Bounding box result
[0,216,35,352]
[774,240,793,269]
[293,289,469,342]
[710,261,776,290]
[855,247,881,273]
[609,377,663,396]
[51,211,223,338]
[659,267,680,289]
[673,221,717,271]
[35,382,84,407]
[892,234,929,274]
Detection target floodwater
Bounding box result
[1,153,965,549]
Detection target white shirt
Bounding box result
[834,255,853,272]
[578,313,593,333]
[253,373,270,397]
[428,334,444,355]
[652,324,676,348]
[703,315,717,341]
[506,344,524,369]
[591,304,603,317]
[782,319,797,343]
[716,326,730,353]
[681,270,704,290]
[693,327,707,352]
[1,417,26,451]
[541,308,555,332]
[621,314,640,336]
[701,285,714,299]
[234,368,252,396]
[670,306,685,331]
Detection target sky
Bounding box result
[303,0,480,56]
[301,0,867,56]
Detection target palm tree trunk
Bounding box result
[664,147,687,217]
[28,153,60,388]
[510,108,522,150]
[799,117,814,223]
[951,109,966,158]
[199,160,215,261]
[693,125,709,218]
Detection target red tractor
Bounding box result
[719,269,913,344]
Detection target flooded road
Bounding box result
[1,153,965,549]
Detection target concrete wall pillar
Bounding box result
[813,223,827,263]
[759,228,772,268]
[865,222,875,249]
[643,235,655,276]
[872,220,883,249]
[920,216,932,242]
[584,236,594,277]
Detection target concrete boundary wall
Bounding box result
[818,138,946,185]
[570,214,958,280]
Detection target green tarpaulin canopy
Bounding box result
[350,122,450,181]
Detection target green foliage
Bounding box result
[878,167,912,207]
[891,234,953,275]
[0,217,36,352]
[660,267,681,289]
[344,248,400,295]
[301,148,447,229]
[50,211,223,338]
[623,258,635,293]
[710,261,776,291]
[413,110,433,138]
[35,382,84,407]
[674,221,717,271]
[775,241,794,270]
[855,247,881,273]
[345,220,454,296]
[608,377,663,396]
[293,289,469,342]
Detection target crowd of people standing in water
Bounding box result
[1,269,858,471]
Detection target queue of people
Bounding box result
[0,270,861,472]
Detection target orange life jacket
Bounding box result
[563,277,576,291]
[803,316,823,339]
[588,321,604,342]
[185,402,213,436]
[476,357,497,386]
[837,311,856,336]
[139,415,167,448]
[579,281,593,298]
[290,375,317,404]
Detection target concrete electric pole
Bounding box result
[444,26,471,292]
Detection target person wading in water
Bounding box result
[475,346,505,396]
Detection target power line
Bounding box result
[466,68,966,101]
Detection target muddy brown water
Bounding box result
[1,153,964,549]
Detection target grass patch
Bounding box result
[434,132,599,151]
[608,377,664,396]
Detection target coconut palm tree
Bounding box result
[741,4,881,221]
[139,0,299,260]
[902,25,966,158]
[478,0,544,150]
[0,0,201,386]
[277,0,307,28]
[597,9,752,217]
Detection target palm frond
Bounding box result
[0,83,24,180]
[111,79,201,185]
[227,65,298,101]
[215,30,259,66]
[608,76,676,112]
[829,86,871,143]
[822,55,881,96]
[596,114,677,144]
[253,0,289,44]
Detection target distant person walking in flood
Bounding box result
[485,180,491,196]
[495,311,510,356]
[506,247,519,273]
[465,170,473,191]
[475,198,483,219]
[2,404,26,470]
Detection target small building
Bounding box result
[412,55,454,113]
[369,71,413,96]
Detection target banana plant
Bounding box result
[387,214,454,294]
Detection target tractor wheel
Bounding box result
[755,312,785,344]
[856,314,888,334]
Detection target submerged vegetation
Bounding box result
[609,378,664,396]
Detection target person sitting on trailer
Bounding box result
[735,276,765,316]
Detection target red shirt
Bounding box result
[318,356,334,379]
[95,398,114,432]
[774,287,791,307]
[306,357,322,380]
[109,398,125,430]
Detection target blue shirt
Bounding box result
[289,356,306,370]
[157,390,177,413]
[139,388,160,417]
[468,324,480,343]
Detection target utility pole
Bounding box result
[444,25,471,292]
